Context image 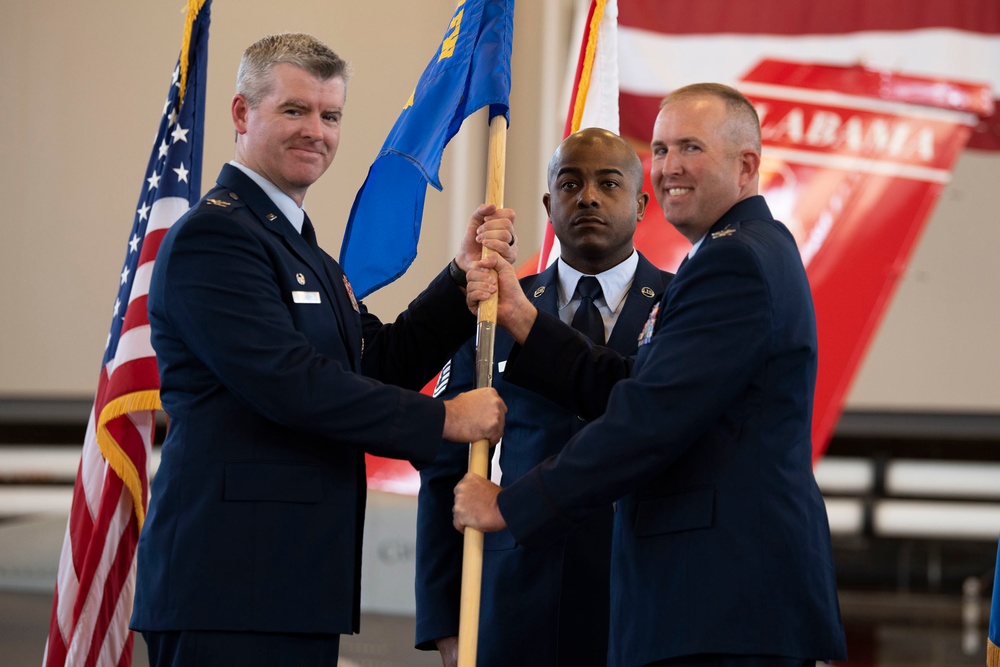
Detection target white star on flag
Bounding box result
[119,265,130,285]
[173,162,189,183]
[171,124,189,143]
[137,202,150,222]
[147,171,160,189]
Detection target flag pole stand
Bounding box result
[458,113,507,667]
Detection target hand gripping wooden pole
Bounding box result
[457,114,506,667]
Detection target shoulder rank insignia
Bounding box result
[206,198,231,208]
[711,225,735,240]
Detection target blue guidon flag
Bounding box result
[340,0,514,299]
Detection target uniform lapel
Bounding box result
[216,165,362,367]
[527,262,561,316]
[607,254,669,354]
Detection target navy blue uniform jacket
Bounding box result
[131,165,475,636]
[415,255,671,665]
[498,197,847,666]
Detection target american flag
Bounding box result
[43,2,210,665]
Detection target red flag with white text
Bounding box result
[612,0,999,458]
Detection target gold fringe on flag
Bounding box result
[178,0,209,103]
[96,390,162,529]
[570,0,607,133]
[989,638,1000,667]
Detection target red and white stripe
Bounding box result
[43,197,181,667]
[615,0,1000,150]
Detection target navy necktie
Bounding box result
[301,213,319,249]
[571,276,605,345]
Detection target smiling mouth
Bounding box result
[290,146,324,157]
[666,187,692,196]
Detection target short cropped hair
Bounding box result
[547,127,645,193]
[661,83,761,153]
[236,33,350,108]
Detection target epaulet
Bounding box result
[709,223,739,240]
[195,190,245,215]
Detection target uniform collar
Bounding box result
[229,161,306,233]
[556,250,639,315]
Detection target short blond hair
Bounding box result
[661,83,761,154]
[236,33,350,108]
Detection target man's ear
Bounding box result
[635,191,650,221]
[231,94,250,134]
[738,149,761,187]
[542,192,552,219]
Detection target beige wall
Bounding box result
[0,0,568,396]
[847,150,1000,412]
[1,0,997,414]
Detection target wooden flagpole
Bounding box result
[457,113,507,667]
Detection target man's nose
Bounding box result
[651,157,676,197]
[302,112,323,138]
[577,182,599,207]
[659,151,682,176]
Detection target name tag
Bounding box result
[292,291,321,304]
